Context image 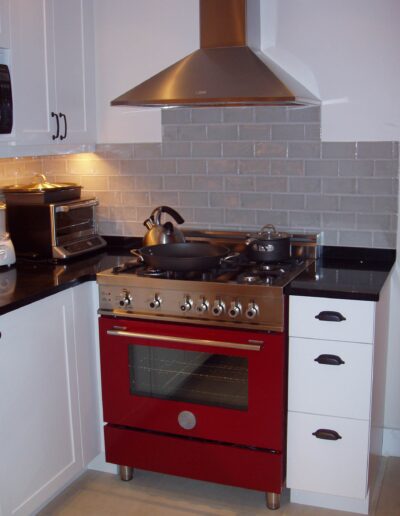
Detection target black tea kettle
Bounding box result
[143,206,185,246]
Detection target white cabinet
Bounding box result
[287,295,378,513]
[0,283,101,516]
[0,0,10,48]
[9,0,95,149]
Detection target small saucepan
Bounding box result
[246,224,291,263]
[131,243,238,272]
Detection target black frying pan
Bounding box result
[131,243,237,272]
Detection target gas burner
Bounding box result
[137,267,172,278]
[237,271,277,285]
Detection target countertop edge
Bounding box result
[0,274,96,316]
[284,286,380,302]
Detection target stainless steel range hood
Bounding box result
[111,0,319,108]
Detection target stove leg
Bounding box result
[119,465,134,481]
[266,492,280,510]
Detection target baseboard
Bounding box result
[382,428,400,457]
[290,489,369,514]
[87,452,118,474]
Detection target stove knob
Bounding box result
[196,298,209,314]
[180,296,193,312]
[212,300,225,317]
[228,301,242,318]
[149,295,161,309]
[246,302,259,319]
[119,290,132,307]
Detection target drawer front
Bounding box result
[287,412,369,499]
[289,296,375,343]
[288,337,373,419]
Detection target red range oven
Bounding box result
[97,229,319,510]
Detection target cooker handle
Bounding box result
[106,329,263,351]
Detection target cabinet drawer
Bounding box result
[289,296,375,343]
[288,337,373,419]
[287,412,369,499]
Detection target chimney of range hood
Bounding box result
[111,0,319,108]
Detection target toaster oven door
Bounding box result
[53,199,99,245]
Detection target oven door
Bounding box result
[99,317,286,451]
[53,200,98,246]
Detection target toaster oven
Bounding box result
[6,197,106,259]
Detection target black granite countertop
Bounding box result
[285,246,396,301]
[0,238,139,316]
[0,242,396,316]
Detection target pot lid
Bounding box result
[2,174,79,193]
[247,224,290,241]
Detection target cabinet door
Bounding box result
[0,290,83,516]
[10,0,57,145]
[289,296,375,344]
[287,412,370,499]
[52,0,96,144]
[288,337,373,420]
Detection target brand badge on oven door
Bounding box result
[178,410,197,430]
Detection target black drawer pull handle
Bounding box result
[312,429,342,441]
[315,311,346,322]
[59,112,67,140]
[51,111,59,140]
[314,354,345,366]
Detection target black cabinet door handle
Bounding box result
[315,311,346,322]
[59,112,67,140]
[314,354,345,366]
[51,111,59,140]
[312,429,342,441]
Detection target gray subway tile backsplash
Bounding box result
[322,142,357,159]
[1,106,398,248]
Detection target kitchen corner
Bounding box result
[1,0,400,515]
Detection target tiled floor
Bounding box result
[39,457,400,516]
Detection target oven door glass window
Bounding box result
[55,206,95,243]
[128,345,248,411]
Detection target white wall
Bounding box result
[93,0,198,143]
[257,0,400,142]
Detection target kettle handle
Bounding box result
[151,206,185,225]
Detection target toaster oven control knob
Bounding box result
[212,299,225,317]
[149,295,161,309]
[119,290,132,307]
[228,301,242,318]
[196,298,209,313]
[246,302,259,319]
[180,296,193,312]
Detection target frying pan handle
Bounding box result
[130,249,144,262]
[221,252,240,263]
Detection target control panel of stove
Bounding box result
[99,283,283,331]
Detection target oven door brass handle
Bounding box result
[55,200,99,213]
[106,329,263,351]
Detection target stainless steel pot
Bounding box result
[143,206,185,246]
[246,224,291,263]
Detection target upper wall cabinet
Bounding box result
[9,0,96,149]
[0,0,10,48]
